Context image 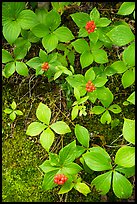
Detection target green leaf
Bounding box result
[96,17,111,27]
[115,165,135,178]
[71,39,89,54]
[66,74,86,88]
[36,102,51,125]
[35,8,48,24]
[98,27,113,45]
[83,146,112,171]
[2,49,13,63]
[4,108,12,114]
[9,112,16,121]
[26,57,42,69]
[111,118,120,129]
[42,170,59,191]
[2,3,25,24]
[80,50,93,68]
[14,46,28,60]
[54,71,62,80]
[14,110,23,115]
[75,145,86,159]
[3,62,16,78]
[106,25,135,46]
[67,51,75,66]
[85,67,95,82]
[42,33,58,53]
[59,140,76,165]
[115,146,135,168]
[3,21,21,44]
[10,101,17,110]
[123,118,135,144]
[97,87,114,108]
[74,182,91,196]
[89,31,99,43]
[88,90,97,103]
[78,27,88,37]
[91,106,106,115]
[100,110,111,124]
[40,128,55,152]
[31,24,49,38]
[17,10,39,30]
[39,49,48,62]
[16,62,28,76]
[117,2,135,15]
[108,104,121,114]
[50,121,71,134]
[48,152,59,165]
[74,87,80,101]
[93,75,108,87]
[127,91,135,105]
[28,30,40,43]
[110,61,127,74]
[26,122,46,136]
[39,160,59,174]
[62,162,82,174]
[90,7,100,23]
[75,124,90,148]
[77,96,89,105]
[14,37,31,51]
[70,12,90,28]
[92,49,108,64]
[91,171,112,195]
[122,68,135,88]
[44,9,61,31]
[122,42,135,67]
[112,171,133,199]
[71,106,79,121]
[54,26,74,42]
[58,178,74,194]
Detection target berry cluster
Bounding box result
[41,62,49,71]
[54,174,68,185]
[85,20,96,33]
[86,80,96,92]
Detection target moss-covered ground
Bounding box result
[2,2,135,202]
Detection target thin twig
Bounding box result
[18,78,38,102]
[110,134,123,145]
[105,144,123,148]
[64,193,68,202]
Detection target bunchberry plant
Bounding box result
[90,103,121,124]
[31,9,74,53]
[74,124,135,199]
[2,2,39,44]
[2,49,29,78]
[26,102,71,152]
[4,100,23,121]
[38,140,90,196]
[71,88,89,120]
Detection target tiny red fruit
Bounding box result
[85,20,96,33]
[41,62,49,71]
[85,80,96,92]
[54,174,68,185]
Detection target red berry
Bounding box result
[64,177,68,182]
[60,177,65,182]
[54,178,58,184]
[85,20,96,33]
[41,62,49,71]
[58,180,64,185]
